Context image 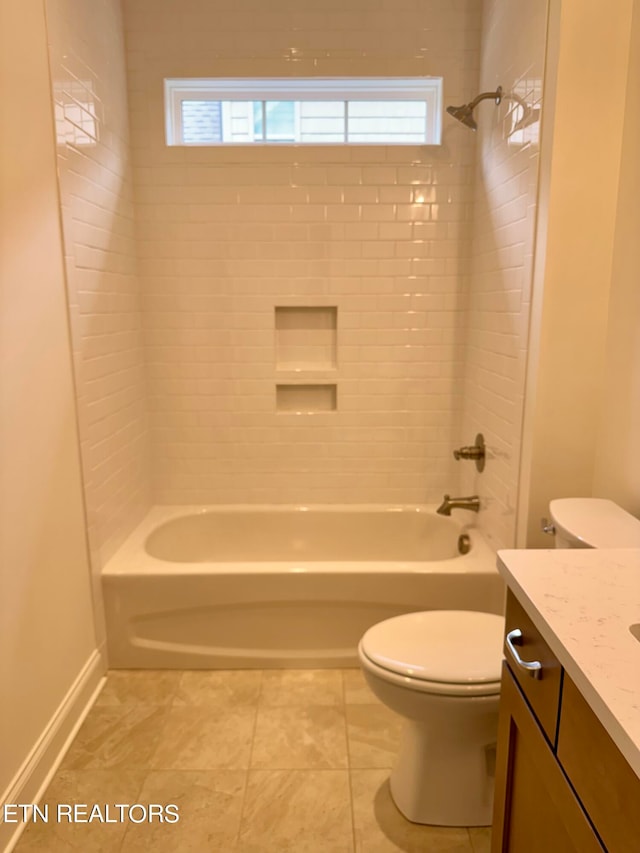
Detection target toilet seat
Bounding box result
[358,649,501,696]
[359,610,504,697]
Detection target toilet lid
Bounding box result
[360,610,504,684]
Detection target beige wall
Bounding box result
[592,1,640,514]
[45,0,151,584]
[0,0,98,812]
[123,0,482,505]
[460,0,547,550]
[518,0,636,546]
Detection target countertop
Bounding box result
[497,547,640,778]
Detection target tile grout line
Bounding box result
[342,670,359,852]
[134,672,181,776]
[232,668,264,849]
[130,670,182,831]
[117,764,153,853]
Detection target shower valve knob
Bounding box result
[453,446,483,460]
[452,434,485,472]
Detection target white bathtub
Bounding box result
[102,505,503,669]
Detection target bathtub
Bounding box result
[102,505,504,669]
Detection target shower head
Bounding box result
[446,86,503,131]
[445,103,478,130]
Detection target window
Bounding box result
[165,78,442,146]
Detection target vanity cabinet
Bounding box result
[492,663,602,852]
[492,591,640,853]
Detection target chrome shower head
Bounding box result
[446,86,503,131]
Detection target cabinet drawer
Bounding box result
[504,590,562,743]
[557,674,640,853]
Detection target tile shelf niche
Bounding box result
[275,306,337,372]
[275,306,338,413]
[276,384,337,414]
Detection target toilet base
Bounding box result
[389,698,499,826]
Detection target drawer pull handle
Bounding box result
[505,628,543,679]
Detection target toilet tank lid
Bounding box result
[549,498,640,548]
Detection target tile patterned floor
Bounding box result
[14,669,492,853]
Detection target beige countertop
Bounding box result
[497,547,640,778]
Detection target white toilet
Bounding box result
[358,610,503,826]
[358,497,640,827]
[549,497,640,549]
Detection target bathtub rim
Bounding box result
[102,504,497,578]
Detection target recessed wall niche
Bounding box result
[276,384,337,413]
[275,306,337,371]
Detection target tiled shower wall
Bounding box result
[123,0,482,504]
[45,0,150,572]
[459,0,548,548]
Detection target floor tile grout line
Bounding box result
[233,669,264,848]
[136,702,174,775]
[168,669,184,708]
[342,669,358,852]
[117,762,156,853]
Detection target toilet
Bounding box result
[358,498,640,827]
[358,610,503,826]
[549,497,640,548]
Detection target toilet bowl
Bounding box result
[358,610,504,826]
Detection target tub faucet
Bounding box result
[436,494,480,516]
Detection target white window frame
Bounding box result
[165,77,442,146]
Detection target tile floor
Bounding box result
[14,669,491,853]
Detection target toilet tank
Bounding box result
[549,498,640,549]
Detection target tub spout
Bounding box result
[436,494,480,516]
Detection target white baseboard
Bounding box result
[0,650,105,853]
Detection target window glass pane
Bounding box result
[265,101,296,140]
[348,133,426,142]
[347,100,427,142]
[181,100,222,143]
[299,101,345,142]
[253,101,264,139]
[348,100,427,117]
[300,101,345,117]
[223,101,255,142]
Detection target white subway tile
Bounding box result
[117,0,484,504]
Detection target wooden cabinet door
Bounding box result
[557,674,640,852]
[491,664,604,853]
